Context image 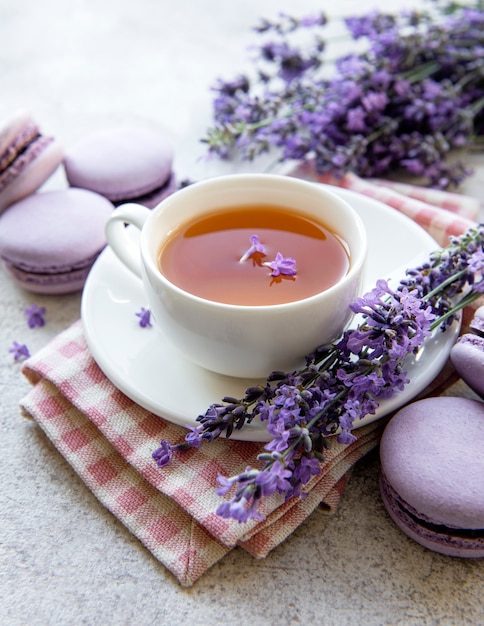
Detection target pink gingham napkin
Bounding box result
[288,162,479,246]
[20,325,381,585]
[20,175,481,587]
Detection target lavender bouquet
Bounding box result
[203,0,484,189]
[154,224,484,522]
[153,1,484,522]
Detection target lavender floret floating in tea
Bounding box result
[202,1,484,189]
[262,251,297,277]
[239,234,267,263]
[153,224,484,522]
[239,233,297,277]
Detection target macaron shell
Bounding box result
[64,127,174,202]
[380,397,484,530]
[115,171,177,208]
[470,305,484,336]
[450,334,484,399]
[4,259,94,294]
[0,110,34,158]
[380,471,484,558]
[0,140,64,213]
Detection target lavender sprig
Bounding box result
[153,224,484,522]
[202,2,484,189]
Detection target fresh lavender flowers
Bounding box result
[239,233,297,277]
[153,224,484,522]
[263,252,297,277]
[135,307,152,328]
[202,1,484,189]
[24,304,46,328]
[239,234,267,263]
[8,341,30,361]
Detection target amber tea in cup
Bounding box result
[157,204,350,306]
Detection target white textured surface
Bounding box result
[1,1,484,624]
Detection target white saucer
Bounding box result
[81,186,460,442]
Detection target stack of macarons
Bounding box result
[0,111,177,294]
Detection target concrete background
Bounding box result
[1,1,483,624]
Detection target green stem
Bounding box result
[470,96,484,116]
[430,290,482,330]
[422,267,468,302]
[400,61,441,83]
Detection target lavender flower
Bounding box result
[239,234,267,263]
[216,494,264,523]
[255,461,292,496]
[202,2,484,189]
[8,341,30,361]
[152,432,197,467]
[153,223,484,522]
[184,424,204,449]
[263,252,297,277]
[135,307,152,328]
[152,440,173,468]
[24,304,46,328]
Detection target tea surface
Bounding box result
[158,205,350,305]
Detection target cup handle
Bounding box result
[105,203,151,278]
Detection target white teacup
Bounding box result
[105,174,367,378]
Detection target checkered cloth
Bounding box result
[288,163,478,246]
[20,172,481,586]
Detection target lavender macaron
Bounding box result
[379,396,484,558]
[63,127,176,208]
[0,188,113,294]
[469,305,484,336]
[0,111,63,213]
[450,305,484,399]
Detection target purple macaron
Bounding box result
[450,305,484,399]
[470,305,484,336]
[379,396,484,558]
[0,111,63,213]
[63,127,176,208]
[0,188,113,294]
